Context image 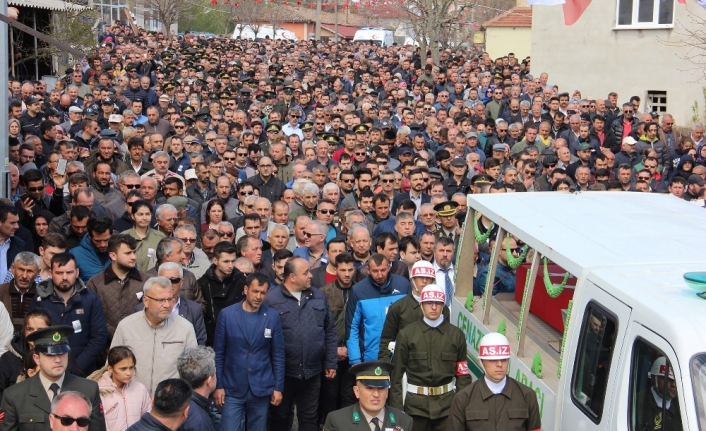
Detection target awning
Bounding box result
[8,0,88,11]
[321,24,359,38]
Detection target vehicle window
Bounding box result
[571,304,618,422]
[691,354,706,431]
[630,340,682,431]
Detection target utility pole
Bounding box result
[315,0,321,40]
[0,0,9,198]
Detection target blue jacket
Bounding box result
[264,285,338,379]
[213,302,285,397]
[180,392,217,431]
[345,274,411,364]
[70,234,111,283]
[31,277,108,374]
[372,218,428,240]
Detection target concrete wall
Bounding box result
[532,2,706,127]
[485,27,531,60]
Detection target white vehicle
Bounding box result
[353,27,394,47]
[452,192,706,431]
[232,25,298,41]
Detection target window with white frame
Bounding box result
[616,0,675,28]
[646,91,668,114]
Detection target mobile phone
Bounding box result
[57,158,67,176]
[19,193,30,202]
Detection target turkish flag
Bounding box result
[562,0,591,25]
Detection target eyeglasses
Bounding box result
[304,232,324,237]
[502,247,524,254]
[124,184,140,189]
[422,177,430,182]
[174,125,185,129]
[28,186,44,192]
[178,237,196,243]
[524,170,536,175]
[223,157,235,161]
[144,294,174,304]
[354,152,367,156]
[381,179,394,183]
[211,165,224,169]
[236,152,248,156]
[637,176,651,181]
[51,415,90,427]
[341,178,355,183]
[318,209,336,215]
[644,164,657,169]
[219,231,234,237]
[623,110,633,114]
[206,138,215,141]
[167,277,183,284]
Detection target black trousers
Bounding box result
[269,373,321,431]
[319,360,357,421]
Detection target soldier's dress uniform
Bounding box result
[448,376,542,431]
[389,285,472,431]
[324,361,413,431]
[0,325,106,431]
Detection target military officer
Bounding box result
[390,284,472,431]
[0,325,106,431]
[378,261,447,362]
[262,123,281,156]
[635,357,682,431]
[433,201,461,247]
[448,332,542,431]
[324,361,413,431]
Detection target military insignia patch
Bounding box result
[52,332,61,342]
[375,367,382,376]
[389,413,396,424]
[352,412,360,423]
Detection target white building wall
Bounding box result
[485,27,531,60]
[532,2,706,127]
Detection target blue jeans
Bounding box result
[220,388,270,431]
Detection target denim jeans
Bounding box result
[221,387,271,431]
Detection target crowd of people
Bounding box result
[0,16,695,431]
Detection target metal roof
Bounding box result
[9,0,88,11]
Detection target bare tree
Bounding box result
[400,0,475,64]
[664,7,706,83]
[144,0,198,41]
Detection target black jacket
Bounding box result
[607,115,638,154]
[197,264,247,346]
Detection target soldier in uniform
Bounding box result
[635,357,682,431]
[324,361,413,431]
[379,261,447,362]
[0,325,106,431]
[433,201,461,248]
[262,123,281,157]
[390,284,472,431]
[448,332,542,431]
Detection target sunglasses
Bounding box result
[223,157,235,161]
[174,125,185,129]
[178,238,196,243]
[27,186,44,192]
[355,152,367,156]
[236,152,248,156]
[219,231,234,237]
[381,179,394,183]
[168,277,183,284]
[318,209,336,215]
[304,232,324,237]
[637,176,651,181]
[124,184,140,189]
[52,415,90,427]
[341,178,355,183]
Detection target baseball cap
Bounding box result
[622,136,637,146]
[688,174,706,186]
[184,169,197,181]
[108,114,123,123]
[69,106,83,113]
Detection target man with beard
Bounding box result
[0,252,40,332]
[90,161,122,206]
[31,252,108,375]
[200,176,240,224]
[346,254,411,365]
[86,137,130,176]
[86,234,148,338]
[391,168,431,216]
[340,168,373,211]
[69,215,113,284]
[186,163,216,208]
